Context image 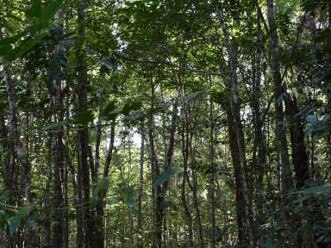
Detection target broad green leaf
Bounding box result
[122,100,142,115]
[276,92,285,107]
[17,205,34,219]
[72,110,94,124]
[100,100,120,121]
[0,32,28,59]
[25,0,42,19]
[7,204,34,236]
[8,216,21,236]
[210,88,229,108]
[123,186,135,208]
[8,30,48,60]
[26,0,63,26]
[1,0,63,61]
[305,114,328,138]
[41,120,68,131]
[92,178,109,205]
[179,90,205,103]
[306,114,318,125]
[297,185,331,196]
[153,168,176,189]
[213,226,224,241]
[41,0,63,26]
[94,178,110,195]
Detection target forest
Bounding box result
[0,0,330,247]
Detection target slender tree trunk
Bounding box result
[216,5,255,247]
[149,81,176,248]
[148,86,162,248]
[0,105,16,248]
[0,33,18,213]
[252,1,268,243]
[91,120,102,246]
[3,64,30,201]
[92,123,115,248]
[137,124,145,248]
[180,109,193,247]
[2,58,35,247]
[208,82,216,248]
[48,21,67,246]
[326,2,331,181]
[191,169,205,248]
[103,124,116,178]
[0,108,14,200]
[266,0,294,195]
[76,58,91,246]
[75,2,93,247]
[50,132,65,248]
[284,93,309,188]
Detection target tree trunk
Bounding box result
[266,0,294,195]
[208,83,216,248]
[181,110,193,247]
[252,1,268,243]
[76,2,92,247]
[216,5,255,247]
[47,21,67,246]
[149,81,177,248]
[137,124,145,248]
[148,87,162,248]
[284,93,309,188]
[2,59,34,247]
[0,103,17,248]
[191,169,205,248]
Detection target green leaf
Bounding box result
[41,0,63,26]
[92,178,109,205]
[17,205,34,218]
[306,114,318,125]
[210,88,229,109]
[122,100,142,115]
[298,185,331,196]
[276,92,285,107]
[213,226,224,241]
[0,32,28,59]
[8,216,21,236]
[123,186,135,208]
[179,90,205,103]
[73,110,94,124]
[26,0,63,26]
[8,30,48,60]
[94,178,110,195]
[1,0,63,61]
[153,168,176,189]
[7,204,34,236]
[41,120,68,131]
[305,114,328,138]
[26,0,42,19]
[100,100,120,121]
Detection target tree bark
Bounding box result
[1,59,34,247]
[208,80,216,248]
[216,5,255,247]
[284,93,309,188]
[180,106,193,247]
[266,0,294,195]
[47,19,67,247]
[149,81,177,248]
[137,124,145,248]
[76,2,92,247]
[252,1,268,243]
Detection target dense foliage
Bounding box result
[0,0,330,247]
